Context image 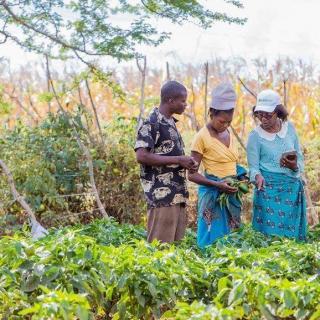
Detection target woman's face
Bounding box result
[256,111,277,129]
[210,110,234,133]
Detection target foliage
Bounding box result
[304,138,320,202]
[0,220,320,319]
[0,112,89,228]
[96,116,146,224]
[0,0,246,63]
[0,112,145,231]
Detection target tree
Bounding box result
[0,0,246,66]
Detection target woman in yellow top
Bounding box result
[189,83,247,248]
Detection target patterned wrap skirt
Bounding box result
[252,170,307,240]
[197,165,247,248]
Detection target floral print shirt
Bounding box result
[134,108,188,208]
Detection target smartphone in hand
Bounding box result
[281,151,297,161]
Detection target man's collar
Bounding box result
[155,107,178,123]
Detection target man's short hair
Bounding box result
[161,80,187,103]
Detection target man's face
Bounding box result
[169,91,188,115]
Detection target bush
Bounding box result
[304,138,320,202]
[95,116,146,224]
[0,113,89,229]
[0,113,145,233]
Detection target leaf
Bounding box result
[283,289,298,309]
[19,305,40,316]
[148,282,158,298]
[228,280,245,305]
[84,250,93,260]
[77,306,90,320]
[218,276,230,291]
[19,260,34,270]
[34,264,46,277]
[118,301,127,319]
[21,274,40,292]
[134,287,145,307]
[117,274,128,289]
[259,305,277,320]
[42,266,60,283]
[310,308,320,320]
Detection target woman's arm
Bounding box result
[247,132,264,190]
[280,123,304,172]
[188,151,237,193]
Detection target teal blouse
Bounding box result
[247,121,304,182]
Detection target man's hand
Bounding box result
[217,181,238,193]
[255,174,265,191]
[178,156,198,171]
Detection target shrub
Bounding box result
[0,113,145,233]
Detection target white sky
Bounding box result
[0,0,319,69]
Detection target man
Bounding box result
[135,80,197,243]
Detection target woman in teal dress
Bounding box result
[247,89,307,240]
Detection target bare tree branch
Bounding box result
[5,88,38,123]
[85,78,105,146]
[26,90,41,119]
[238,76,257,98]
[230,125,246,151]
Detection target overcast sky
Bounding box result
[0,0,319,69]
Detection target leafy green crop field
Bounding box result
[1,219,320,319]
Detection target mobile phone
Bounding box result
[281,151,297,161]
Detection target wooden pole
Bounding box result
[136,56,147,128]
[166,61,170,81]
[204,62,209,122]
[283,79,287,107]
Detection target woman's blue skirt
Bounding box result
[197,165,246,248]
[252,170,307,240]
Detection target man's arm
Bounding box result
[136,148,197,170]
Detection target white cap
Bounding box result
[255,90,281,113]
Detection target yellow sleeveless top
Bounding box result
[191,126,239,178]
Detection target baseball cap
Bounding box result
[211,82,237,110]
[255,90,281,113]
